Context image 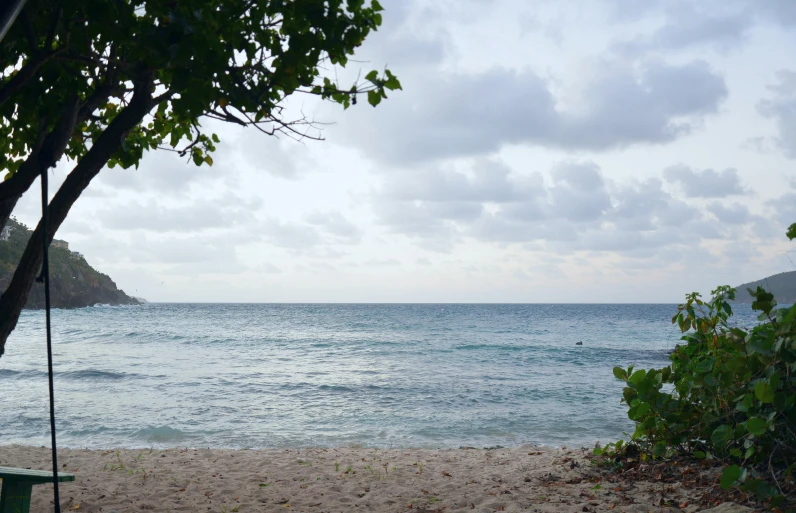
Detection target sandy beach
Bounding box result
[0,445,751,513]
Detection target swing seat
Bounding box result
[0,467,75,513]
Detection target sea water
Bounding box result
[0,303,762,449]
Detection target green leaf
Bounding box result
[746,417,767,436]
[367,89,382,107]
[384,70,402,90]
[365,70,378,82]
[720,465,742,489]
[787,222,796,240]
[628,369,647,386]
[738,394,753,412]
[749,287,776,314]
[695,357,714,373]
[711,424,732,445]
[612,367,628,380]
[754,382,774,403]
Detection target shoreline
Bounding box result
[0,444,729,512]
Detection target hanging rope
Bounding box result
[35,165,61,513]
[0,3,60,509]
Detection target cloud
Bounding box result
[385,159,540,203]
[96,196,259,233]
[611,1,752,55]
[305,211,363,244]
[707,202,752,225]
[257,262,283,274]
[758,70,796,160]
[371,160,746,257]
[364,258,401,266]
[548,162,611,223]
[260,219,323,250]
[609,0,796,35]
[650,9,749,51]
[94,150,221,196]
[74,232,250,277]
[372,200,462,252]
[380,31,447,68]
[663,165,746,197]
[340,59,726,163]
[768,191,796,230]
[753,0,796,28]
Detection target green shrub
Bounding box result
[603,285,795,501]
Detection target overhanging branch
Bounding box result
[0,73,157,357]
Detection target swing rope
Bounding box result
[36,165,61,513]
[0,1,60,509]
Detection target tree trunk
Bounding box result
[0,75,155,357]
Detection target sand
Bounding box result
[0,445,750,513]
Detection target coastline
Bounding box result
[0,444,725,512]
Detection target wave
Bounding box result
[0,368,25,378]
[0,368,142,381]
[132,425,192,443]
[454,343,527,352]
[60,369,138,381]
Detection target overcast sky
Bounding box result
[13,0,796,303]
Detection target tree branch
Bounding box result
[44,5,63,50]
[0,48,64,108]
[19,9,38,53]
[0,65,122,231]
[0,94,80,230]
[0,73,157,357]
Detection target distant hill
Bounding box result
[0,218,139,309]
[733,270,796,304]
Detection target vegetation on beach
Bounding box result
[598,224,796,507]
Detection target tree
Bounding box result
[0,0,400,357]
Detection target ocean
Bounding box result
[0,303,761,450]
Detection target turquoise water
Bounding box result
[0,303,760,449]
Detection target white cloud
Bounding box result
[338,59,727,163]
[758,70,796,160]
[663,165,746,197]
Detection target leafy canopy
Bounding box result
[0,0,400,175]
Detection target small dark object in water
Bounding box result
[575,341,583,345]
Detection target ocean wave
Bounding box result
[3,368,136,380]
[131,425,192,443]
[318,384,355,392]
[454,343,526,352]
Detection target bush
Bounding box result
[603,285,795,501]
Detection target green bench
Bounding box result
[0,467,75,513]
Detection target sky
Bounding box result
[11,0,796,303]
